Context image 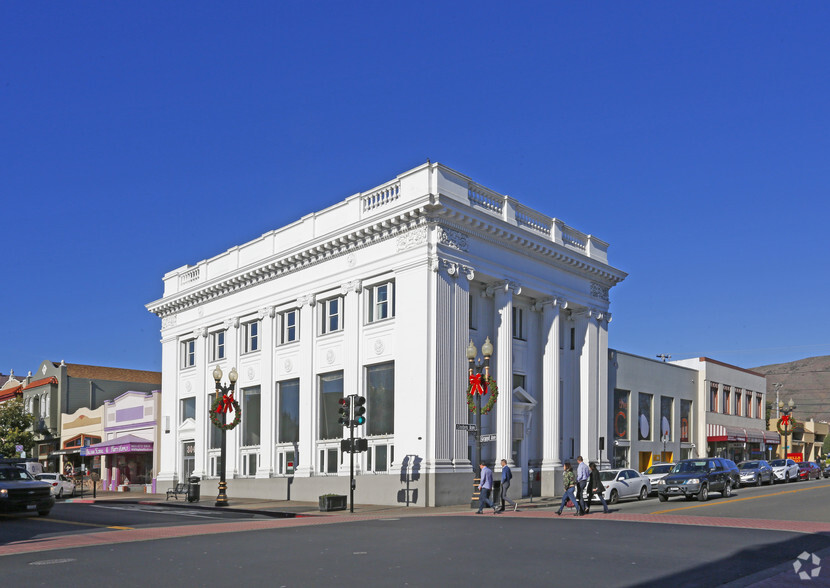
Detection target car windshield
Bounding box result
[0,467,33,481]
[598,471,618,482]
[36,474,56,480]
[739,462,760,469]
[645,465,672,475]
[770,460,786,467]
[671,461,707,473]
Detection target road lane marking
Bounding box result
[652,484,829,514]
[34,517,134,530]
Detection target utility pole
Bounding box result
[774,383,782,418]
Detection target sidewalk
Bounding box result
[66,490,559,518]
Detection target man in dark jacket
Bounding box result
[498,459,518,512]
[586,461,610,514]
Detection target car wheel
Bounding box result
[609,489,619,505]
[785,473,789,483]
[755,476,762,487]
[685,495,694,501]
[697,485,708,502]
[38,510,50,517]
[638,486,648,501]
[57,487,63,499]
[658,494,668,502]
[70,486,76,497]
[723,482,732,498]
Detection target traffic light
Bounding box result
[354,396,366,425]
[338,396,351,425]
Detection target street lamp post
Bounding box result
[212,365,238,507]
[466,337,493,474]
[778,398,796,460]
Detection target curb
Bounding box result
[77,498,302,519]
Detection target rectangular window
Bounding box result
[710,382,719,412]
[722,385,731,415]
[320,297,343,334]
[680,400,692,442]
[660,397,672,441]
[512,307,525,340]
[181,339,196,368]
[366,362,394,436]
[746,392,752,418]
[369,444,389,472]
[570,328,575,350]
[280,310,298,344]
[180,397,196,422]
[277,379,300,444]
[638,393,652,441]
[319,371,344,439]
[735,389,742,416]
[319,447,339,474]
[243,320,260,353]
[208,393,221,449]
[613,389,630,440]
[242,386,261,446]
[210,331,225,361]
[756,396,762,420]
[368,281,394,323]
[278,450,297,475]
[469,292,476,330]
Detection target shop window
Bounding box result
[614,389,630,440]
[638,393,652,441]
[367,443,392,472]
[278,450,297,475]
[277,379,300,444]
[242,386,261,446]
[319,447,340,474]
[318,371,344,440]
[366,363,394,436]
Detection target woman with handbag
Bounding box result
[555,462,582,516]
[585,461,610,514]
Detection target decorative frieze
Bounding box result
[161,315,177,330]
[396,226,428,252]
[591,282,610,302]
[438,227,469,252]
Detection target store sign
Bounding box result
[82,441,153,456]
[787,452,803,462]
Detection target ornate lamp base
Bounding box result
[215,481,229,507]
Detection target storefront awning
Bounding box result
[707,424,747,442]
[764,430,780,445]
[82,435,153,456]
[744,428,766,443]
[49,448,81,457]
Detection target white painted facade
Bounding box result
[146,163,627,506]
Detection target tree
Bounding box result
[0,398,35,458]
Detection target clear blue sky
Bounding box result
[3,2,829,375]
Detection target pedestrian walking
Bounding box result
[575,455,590,515]
[555,462,581,516]
[498,459,518,512]
[475,461,497,514]
[585,461,610,514]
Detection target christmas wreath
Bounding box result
[777,415,798,436]
[466,374,499,415]
[210,394,242,431]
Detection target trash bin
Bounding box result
[187,476,200,503]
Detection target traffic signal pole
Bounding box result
[349,417,355,513]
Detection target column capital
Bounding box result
[531,296,564,312]
[340,279,362,295]
[588,307,611,324]
[484,279,521,297]
[223,317,239,330]
[258,306,276,319]
[192,327,208,338]
[297,294,316,307]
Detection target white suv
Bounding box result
[769,458,799,483]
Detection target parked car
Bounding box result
[769,459,799,483]
[737,460,774,486]
[0,465,55,516]
[656,458,739,502]
[641,463,674,494]
[796,461,822,481]
[824,463,830,479]
[35,473,76,498]
[595,468,651,504]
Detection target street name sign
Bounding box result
[479,433,497,442]
[455,423,477,431]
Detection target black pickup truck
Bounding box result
[0,465,55,516]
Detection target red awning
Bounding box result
[707,424,747,442]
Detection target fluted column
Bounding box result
[223,318,240,477]
[452,263,474,471]
[294,295,316,477]
[490,280,520,467]
[256,306,276,477]
[538,298,562,471]
[192,326,208,479]
[579,308,608,462]
[433,261,456,471]
[340,280,362,475]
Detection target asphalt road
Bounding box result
[1,478,829,587]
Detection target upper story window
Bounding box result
[709,382,719,412]
[512,306,525,340]
[367,281,394,323]
[210,331,225,362]
[320,296,343,335]
[280,309,298,344]
[469,291,477,330]
[722,385,731,415]
[756,395,762,420]
[243,320,260,353]
[746,392,752,418]
[181,339,196,369]
[180,397,196,422]
[735,389,742,416]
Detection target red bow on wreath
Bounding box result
[781,414,790,425]
[469,373,487,395]
[216,393,235,414]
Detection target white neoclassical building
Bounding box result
[146,163,627,506]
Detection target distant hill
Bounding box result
[751,356,830,423]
